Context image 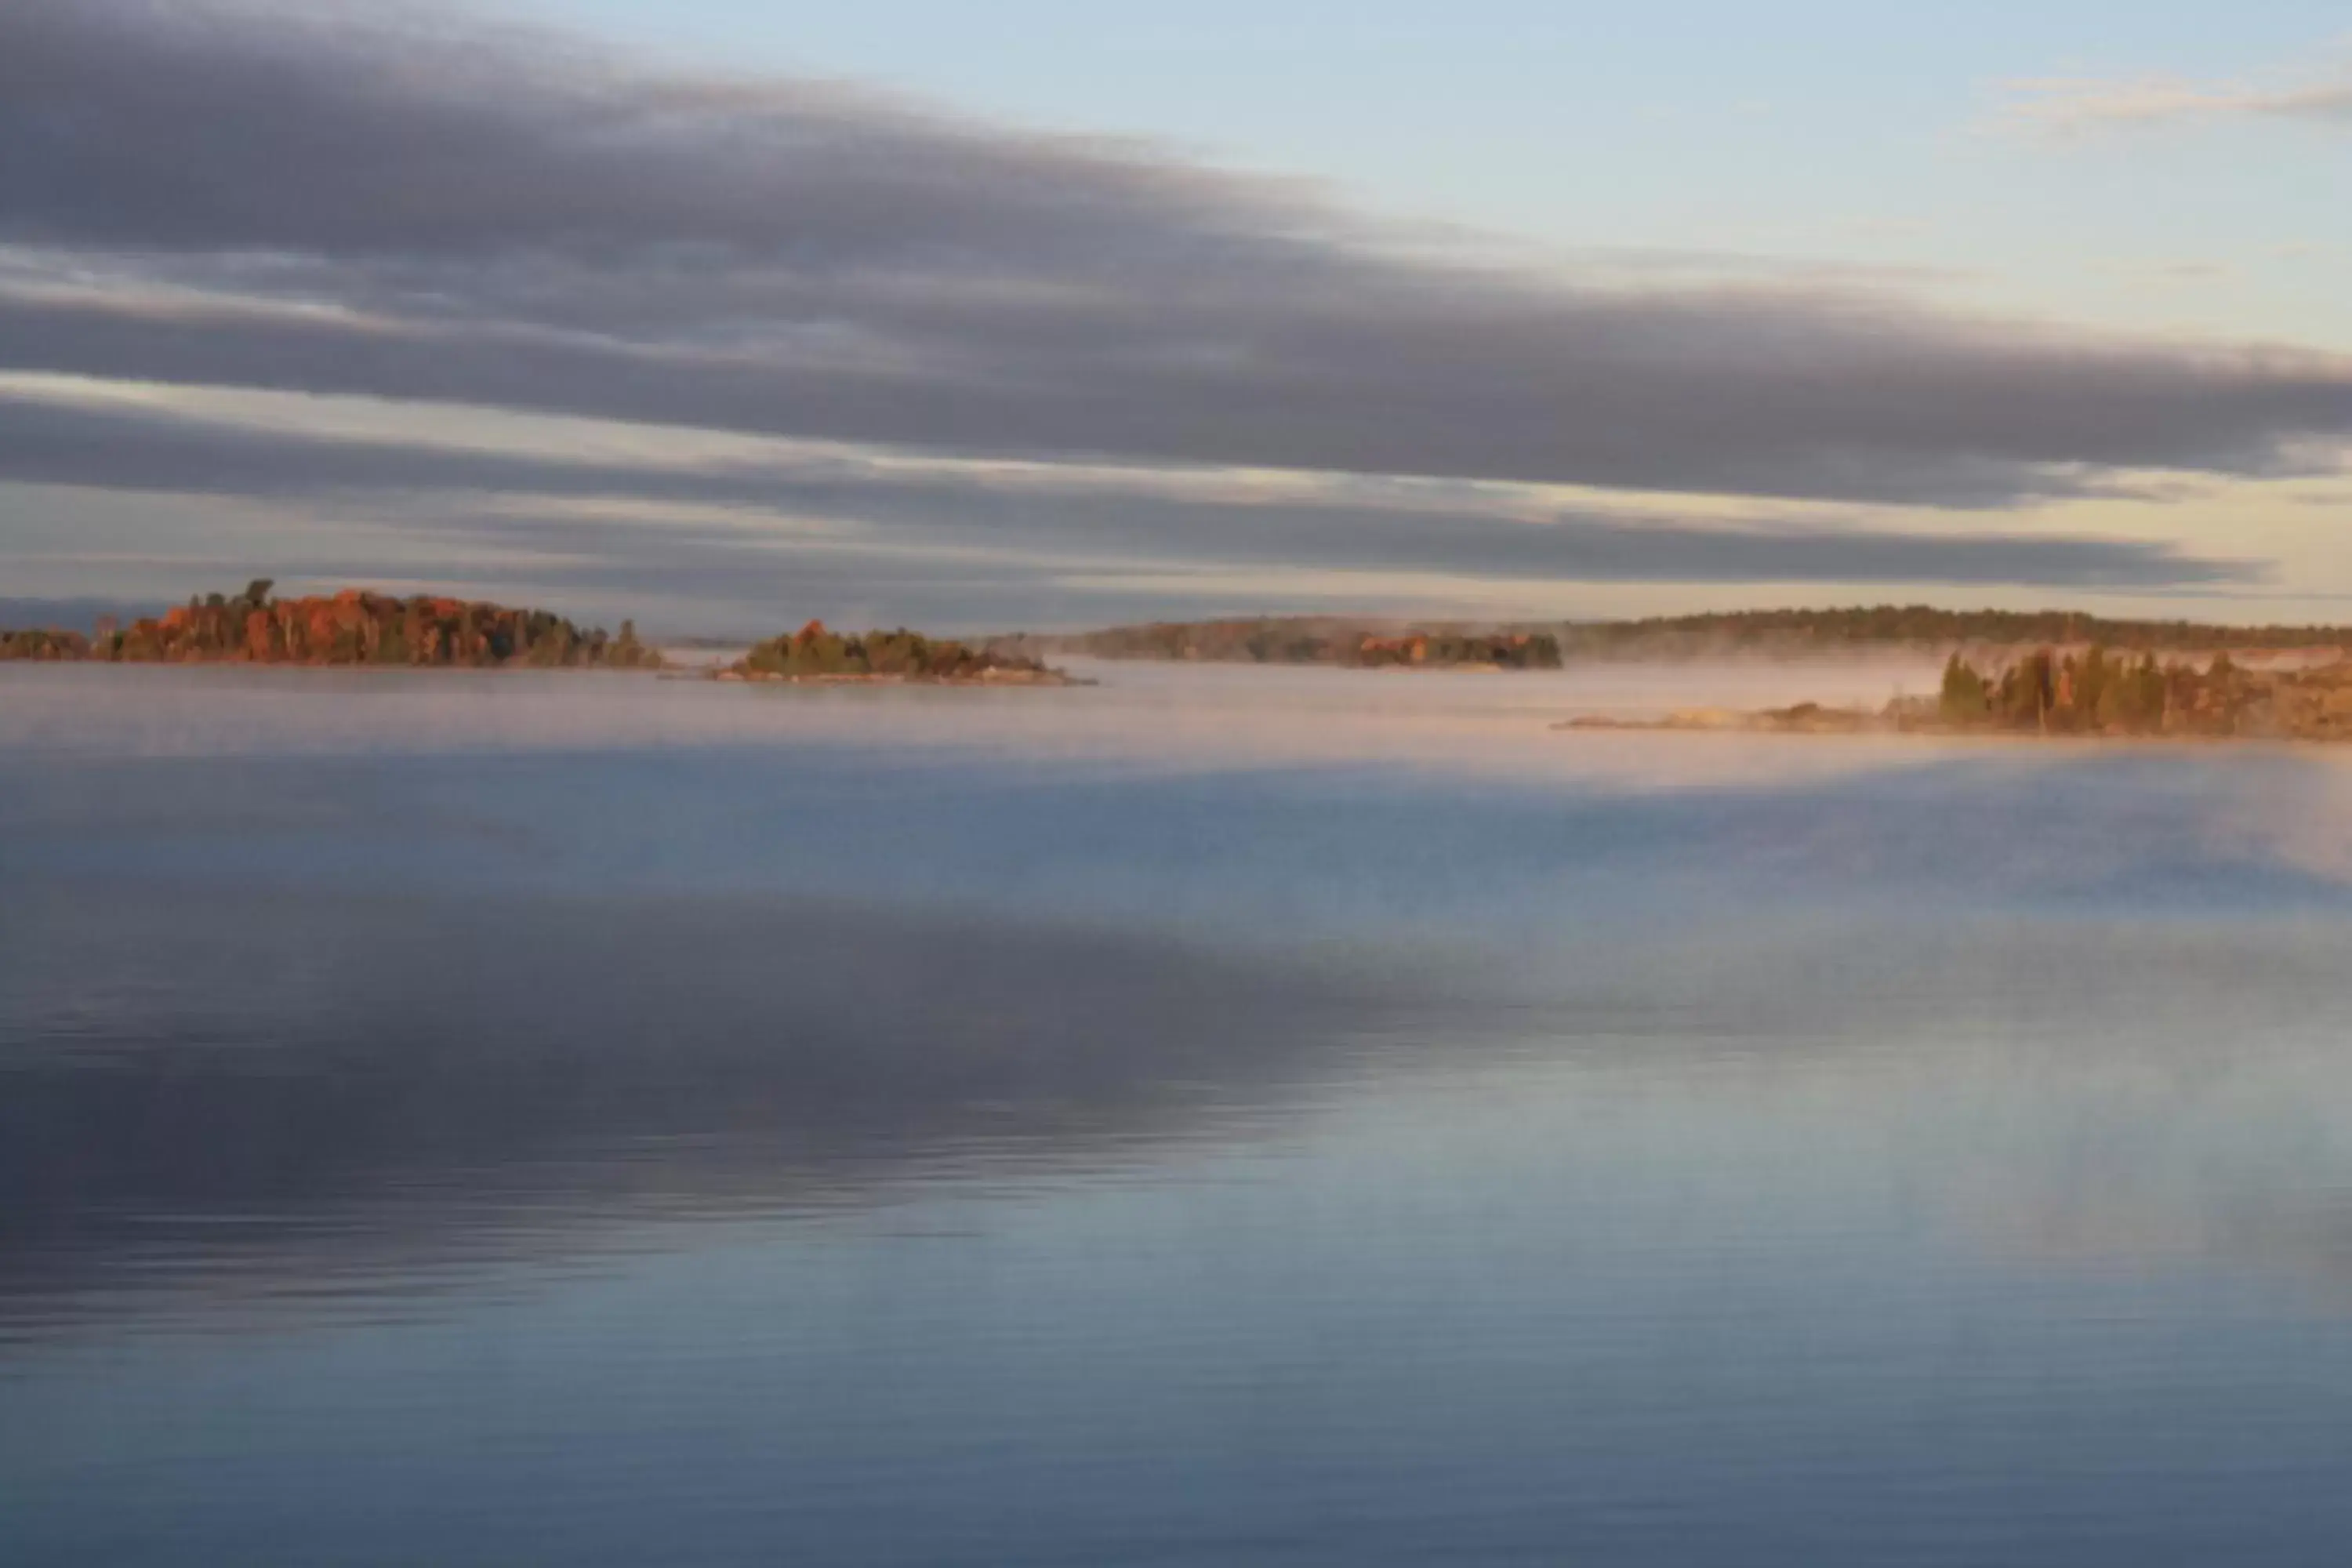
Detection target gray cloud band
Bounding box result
[0,395,2257,590]
[2,0,2350,511]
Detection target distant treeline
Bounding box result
[1559,606,2352,658]
[0,582,662,669]
[735,621,1058,681]
[1029,619,1563,670]
[1022,608,2352,666]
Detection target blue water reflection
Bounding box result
[8,664,2352,1565]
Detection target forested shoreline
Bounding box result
[1011,619,1563,669]
[0,583,662,670]
[1014,607,2352,667]
[1922,647,2352,741]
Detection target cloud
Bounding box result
[2,0,2350,517]
[2001,63,2352,136]
[0,390,2261,631]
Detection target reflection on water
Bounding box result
[10,664,2352,1565]
[0,886,1396,1332]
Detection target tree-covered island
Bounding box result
[719,621,1074,684]
[0,585,1074,687]
[0,582,662,669]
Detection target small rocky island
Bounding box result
[0,581,662,670]
[1564,646,2352,743]
[717,621,1075,685]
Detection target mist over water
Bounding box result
[9,662,2352,1565]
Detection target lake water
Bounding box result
[9,659,2352,1565]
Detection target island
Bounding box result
[1563,646,2352,744]
[717,621,1076,685]
[0,581,664,670]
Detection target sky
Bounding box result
[0,0,2347,633]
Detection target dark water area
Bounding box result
[11,665,2352,1564]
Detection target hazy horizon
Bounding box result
[4,1,2350,633]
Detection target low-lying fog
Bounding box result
[0,653,1944,773]
[15,656,2352,1568]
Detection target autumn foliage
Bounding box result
[0,582,661,670]
[734,620,1056,681]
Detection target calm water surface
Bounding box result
[7,661,2352,1565]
